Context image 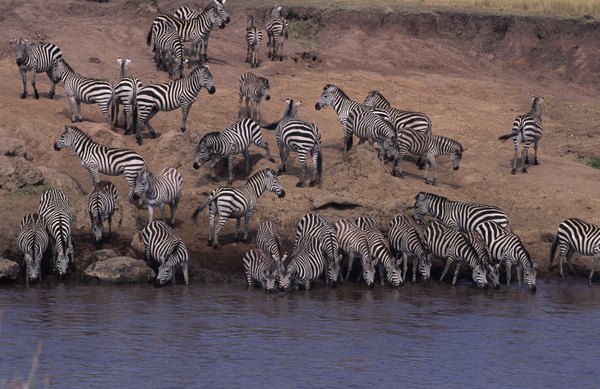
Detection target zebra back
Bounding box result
[88,180,118,244]
[157,238,189,285]
[284,234,326,290]
[38,189,73,277]
[334,218,376,287]
[256,220,283,263]
[365,90,432,134]
[388,214,431,283]
[243,249,279,292]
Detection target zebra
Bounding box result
[466,230,500,289]
[294,213,342,287]
[113,57,142,133]
[266,98,323,187]
[394,128,464,185]
[413,191,512,233]
[475,221,538,293]
[279,235,326,291]
[265,6,283,48]
[13,38,62,99]
[356,216,403,288]
[499,96,544,175]
[550,218,600,285]
[245,15,263,68]
[388,215,432,283]
[256,220,283,264]
[333,218,376,287]
[54,58,114,127]
[238,72,271,122]
[141,220,189,285]
[363,90,432,135]
[87,180,118,245]
[17,213,49,283]
[53,125,146,203]
[266,8,288,61]
[192,168,285,248]
[135,64,216,145]
[425,220,488,288]
[38,189,73,278]
[133,167,183,225]
[243,248,281,292]
[192,118,276,186]
[151,26,187,80]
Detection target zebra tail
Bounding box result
[261,120,280,130]
[498,133,513,141]
[191,201,210,220]
[316,147,322,179]
[549,233,559,268]
[146,26,153,47]
[131,86,138,132]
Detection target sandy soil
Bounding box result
[1,1,599,282]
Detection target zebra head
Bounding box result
[54,125,79,151]
[283,98,302,119]
[282,19,289,39]
[55,249,70,278]
[472,264,488,289]
[90,209,104,244]
[362,260,376,288]
[193,132,217,169]
[263,168,285,198]
[452,142,464,171]
[156,259,174,286]
[386,263,404,288]
[258,76,271,101]
[263,263,279,293]
[212,0,230,26]
[419,254,432,282]
[24,251,42,282]
[192,64,216,94]
[278,267,292,292]
[364,90,391,109]
[14,38,30,67]
[326,259,341,288]
[524,260,538,294]
[412,192,430,223]
[315,84,338,111]
[133,169,152,200]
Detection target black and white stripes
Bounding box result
[18,213,49,282]
[141,220,189,285]
[38,189,73,278]
[134,167,183,225]
[238,71,271,122]
[88,180,118,245]
[245,15,263,68]
[13,38,62,99]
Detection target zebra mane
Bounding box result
[198,131,220,144]
[416,191,447,202]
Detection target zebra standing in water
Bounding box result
[499,96,544,175]
[245,15,263,68]
[113,57,143,133]
[192,168,285,248]
[334,218,376,287]
[550,218,600,285]
[425,220,488,288]
[135,64,216,145]
[243,248,280,292]
[151,26,187,80]
[13,38,62,99]
[388,215,431,283]
[53,125,146,203]
[192,118,276,186]
[256,220,284,264]
[269,98,322,187]
[87,180,118,245]
[133,167,183,225]
[279,235,326,291]
[294,213,342,287]
[38,189,73,278]
[17,213,49,283]
[467,230,500,289]
[141,220,189,285]
[363,90,432,134]
[475,221,538,293]
[238,71,271,122]
[413,191,512,233]
[54,58,114,127]
[394,128,464,185]
[355,217,403,287]
[266,7,288,61]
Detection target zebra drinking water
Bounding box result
[17,213,49,283]
[388,214,431,283]
[133,167,183,225]
[466,230,500,289]
[192,168,285,248]
[280,235,326,291]
[38,189,73,278]
[256,220,284,264]
[12,38,62,99]
[334,218,376,287]
[141,220,189,285]
[192,117,276,186]
[245,15,263,68]
[113,57,143,133]
[243,248,281,292]
[87,180,118,245]
[238,72,271,122]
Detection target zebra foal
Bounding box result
[279,235,326,291]
[18,213,49,283]
[141,220,189,285]
[134,167,183,225]
[38,189,74,278]
[12,38,62,99]
[243,249,281,292]
[388,215,431,283]
[88,180,118,245]
[238,71,271,122]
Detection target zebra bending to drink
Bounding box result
[141,220,189,285]
[17,213,49,283]
[243,248,281,292]
[256,220,283,264]
[192,117,276,186]
[388,215,431,283]
[238,71,270,122]
[499,97,544,175]
[13,38,62,99]
[133,167,183,225]
[87,180,118,245]
[467,230,500,289]
[245,15,263,68]
[38,189,73,278]
[279,235,326,291]
[550,218,600,285]
[192,168,285,248]
[334,218,376,287]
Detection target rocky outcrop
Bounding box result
[82,256,155,284]
[0,132,44,189]
[0,257,20,282]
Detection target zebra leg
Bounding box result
[234,218,241,241]
[170,196,180,225]
[439,257,453,283]
[245,44,251,63]
[180,104,191,133]
[67,96,78,122]
[76,99,83,122]
[511,144,519,175]
[243,212,251,243]
[505,262,512,286]
[521,146,529,173]
[424,155,437,185]
[296,151,307,187]
[181,261,189,285]
[47,69,56,99]
[278,147,289,175]
[147,205,154,224]
[257,139,275,163]
[452,261,462,285]
[108,214,112,240]
[144,109,159,139]
[242,149,250,180]
[202,36,209,62]
[30,71,39,99]
[533,140,540,165]
[345,254,353,281]
[159,204,166,223]
[19,68,28,98]
[589,254,600,285]
[207,206,216,246]
[566,247,576,275]
[378,261,385,286]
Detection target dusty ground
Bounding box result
[1,0,599,283]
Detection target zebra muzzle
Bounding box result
[207,87,216,94]
[453,166,460,171]
[276,190,286,198]
[53,143,61,151]
[314,103,322,110]
[193,162,201,170]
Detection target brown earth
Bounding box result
[1,0,599,283]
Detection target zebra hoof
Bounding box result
[48,92,54,99]
[308,180,319,187]
[136,137,143,146]
[524,158,530,164]
[180,128,187,133]
[151,132,157,139]
[511,169,516,175]
[533,160,539,165]
[296,181,305,188]
[522,168,528,173]
[20,92,27,99]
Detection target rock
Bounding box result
[82,256,155,284]
[0,137,29,159]
[0,257,20,282]
[38,166,87,195]
[0,156,44,189]
[129,232,144,257]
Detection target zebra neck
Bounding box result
[71,130,96,154]
[145,173,158,199]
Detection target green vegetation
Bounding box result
[287,18,321,51]
[588,156,600,169]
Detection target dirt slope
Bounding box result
[0,1,599,282]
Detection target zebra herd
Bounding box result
[11,2,600,290]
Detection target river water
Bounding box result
[1,279,599,388]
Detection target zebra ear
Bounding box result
[116,56,123,65]
[125,57,132,66]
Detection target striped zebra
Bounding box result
[238,72,271,122]
[135,64,216,145]
[413,191,512,233]
[294,213,342,286]
[279,235,326,291]
[425,220,488,288]
[243,248,280,292]
[269,98,323,187]
[133,167,183,225]
[38,189,73,278]
[192,118,276,186]
[151,26,187,80]
[475,221,538,293]
[256,220,283,264]
[499,96,544,175]
[334,218,376,287]
[192,168,286,248]
[550,218,600,285]
[245,15,263,68]
[364,90,432,134]
[141,220,189,285]
[17,213,49,283]
[266,8,288,61]
[394,128,464,185]
[113,57,142,133]
[388,215,431,283]
[266,6,283,48]
[54,58,114,127]
[53,125,146,202]
[87,180,118,245]
[13,38,62,99]
[356,216,403,287]
[466,230,500,289]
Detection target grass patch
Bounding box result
[588,156,600,169]
[287,18,322,52]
